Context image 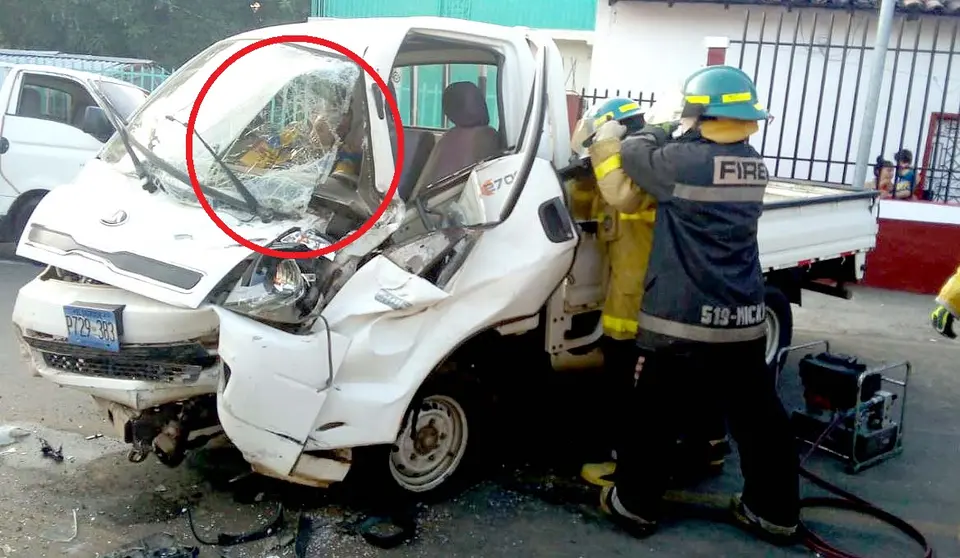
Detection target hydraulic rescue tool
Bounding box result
[774,340,932,558]
[779,340,907,473]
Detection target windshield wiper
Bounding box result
[164,114,272,222]
[89,80,165,194]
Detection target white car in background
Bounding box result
[0,63,148,242]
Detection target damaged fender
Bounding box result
[216,255,452,480]
[321,255,452,326]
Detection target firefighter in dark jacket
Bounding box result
[593,65,800,545]
[570,97,731,490]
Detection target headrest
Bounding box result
[442,81,490,128]
[21,88,41,104]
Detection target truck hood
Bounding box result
[16,159,323,309]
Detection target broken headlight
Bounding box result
[221,230,345,326]
[222,257,311,324]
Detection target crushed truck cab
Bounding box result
[11,16,878,495]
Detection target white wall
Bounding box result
[589,2,960,187]
[555,39,593,92]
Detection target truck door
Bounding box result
[523,32,606,357]
[0,70,105,210]
[0,65,19,215]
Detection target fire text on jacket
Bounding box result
[713,156,769,185]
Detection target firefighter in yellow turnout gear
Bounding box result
[569,98,657,342]
[931,265,960,339]
[567,97,729,489]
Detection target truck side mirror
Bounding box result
[80,106,115,142]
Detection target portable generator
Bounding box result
[777,341,910,473]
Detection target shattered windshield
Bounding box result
[101,39,381,223]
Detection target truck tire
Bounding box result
[763,285,793,369]
[10,192,46,245]
[348,366,486,502]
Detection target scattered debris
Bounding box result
[271,529,297,552]
[84,433,104,440]
[41,508,78,543]
[154,485,168,493]
[39,437,64,463]
[0,425,30,447]
[294,514,313,558]
[357,514,417,549]
[102,533,198,558]
[186,502,285,546]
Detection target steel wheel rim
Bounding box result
[389,394,469,493]
[764,309,781,365]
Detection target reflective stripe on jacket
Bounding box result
[614,124,768,348]
[566,142,657,341]
[936,265,960,318]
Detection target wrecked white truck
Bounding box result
[12,17,879,495]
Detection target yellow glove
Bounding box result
[931,305,956,339]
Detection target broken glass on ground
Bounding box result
[0,425,30,447]
[102,533,198,558]
[39,508,78,543]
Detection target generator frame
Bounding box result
[774,340,911,474]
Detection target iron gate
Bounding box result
[730,9,960,197]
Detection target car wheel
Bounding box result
[11,193,45,245]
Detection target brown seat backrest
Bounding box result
[411,81,500,199]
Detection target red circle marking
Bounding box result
[185,34,405,259]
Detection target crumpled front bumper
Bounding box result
[214,307,354,487]
[13,274,220,410]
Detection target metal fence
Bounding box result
[575,89,660,120]
[103,66,173,92]
[729,10,960,202]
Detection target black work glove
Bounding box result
[637,124,671,146]
[931,305,957,339]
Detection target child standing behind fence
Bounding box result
[871,156,895,198]
[893,149,916,199]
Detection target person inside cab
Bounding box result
[234,76,366,186]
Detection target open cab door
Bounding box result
[520,31,607,367]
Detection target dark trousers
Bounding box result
[614,337,800,527]
[601,337,729,466]
[601,337,642,454]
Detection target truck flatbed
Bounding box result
[759,179,879,273]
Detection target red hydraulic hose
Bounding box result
[796,413,934,558]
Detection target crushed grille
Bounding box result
[24,336,217,383]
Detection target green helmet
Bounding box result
[591,97,645,130]
[681,65,768,121]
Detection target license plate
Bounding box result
[63,303,124,352]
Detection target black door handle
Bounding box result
[0,137,8,155]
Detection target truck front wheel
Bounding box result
[388,392,471,494]
[763,284,793,368]
[348,367,486,501]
